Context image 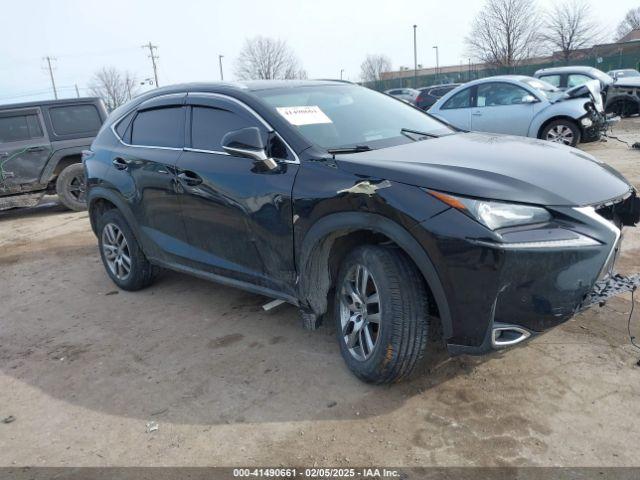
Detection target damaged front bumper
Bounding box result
[414,191,640,356]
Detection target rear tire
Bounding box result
[55,163,87,211]
[97,209,155,291]
[540,119,581,147]
[334,245,431,384]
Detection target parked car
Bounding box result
[428,75,606,147]
[534,66,640,117]
[86,80,639,384]
[415,83,462,110]
[0,98,107,211]
[384,88,420,103]
[606,68,640,81]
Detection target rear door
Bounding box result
[176,93,299,293]
[110,94,189,264]
[471,82,537,136]
[0,108,51,194]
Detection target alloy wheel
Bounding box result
[67,174,86,202]
[339,264,382,361]
[102,223,132,280]
[546,125,574,145]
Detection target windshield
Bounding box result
[617,70,640,78]
[520,78,564,101]
[254,84,453,151]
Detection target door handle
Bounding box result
[26,146,47,152]
[112,157,129,170]
[471,111,482,116]
[178,171,203,186]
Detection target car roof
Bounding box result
[0,97,103,110]
[419,83,461,90]
[535,66,600,75]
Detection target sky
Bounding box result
[1,0,638,104]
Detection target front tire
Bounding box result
[97,209,155,291]
[334,245,431,384]
[55,163,87,211]
[540,119,581,147]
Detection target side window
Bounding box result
[114,110,136,142]
[539,74,561,87]
[0,113,44,143]
[567,74,591,88]
[49,105,102,136]
[476,82,529,107]
[191,106,261,152]
[442,88,472,109]
[131,107,184,148]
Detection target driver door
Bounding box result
[471,82,539,136]
[176,93,299,294]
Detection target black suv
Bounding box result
[0,98,107,211]
[86,81,639,383]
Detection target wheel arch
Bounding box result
[297,212,453,338]
[87,187,139,240]
[535,115,580,139]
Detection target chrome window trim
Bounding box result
[188,91,300,164]
[110,91,301,164]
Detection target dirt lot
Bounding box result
[1,119,640,468]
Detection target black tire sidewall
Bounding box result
[334,246,428,383]
[542,120,581,147]
[55,163,86,211]
[97,209,152,291]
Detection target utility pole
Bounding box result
[413,25,418,88]
[218,55,224,81]
[44,56,58,99]
[74,84,80,98]
[433,46,439,84]
[340,69,344,80]
[142,42,160,87]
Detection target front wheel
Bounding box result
[334,245,431,384]
[540,119,581,147]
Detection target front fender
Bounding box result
[297,211,453,339]
[528,100,585,137]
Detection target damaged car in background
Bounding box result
[85,80,640,384]
[428,75,609,147]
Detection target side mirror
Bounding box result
[521,94,538,104]
[222,127,278,170]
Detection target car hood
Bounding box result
[335,132,632,207]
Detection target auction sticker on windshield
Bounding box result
[276,106,332,125]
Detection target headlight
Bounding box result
[428,190,551,230]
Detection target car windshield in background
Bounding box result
[255,85,453,151]
[617,70,640,78]
[520,78,564,101]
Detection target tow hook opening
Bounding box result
[492,325,531,348]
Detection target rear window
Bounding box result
[131,107,183,148]
[0,113,44,143]
[49,104,102,136]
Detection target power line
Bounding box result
[141,42,159,87]
[44,56,58,99]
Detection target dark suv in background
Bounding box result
[85,81,638,384]
[415,83,461,110]
[0,98,107,211]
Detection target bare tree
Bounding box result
[542,1,604,62]
[88,67,139,111]
[234,36,306,80]
[360,54,392,83]
[616,7,640,40]
[466,0,543,68]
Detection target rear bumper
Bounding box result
[412,193,639,355]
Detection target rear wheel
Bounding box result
[334,245,431,384]
[541,119,581,147]
[97,209,155,291]
[55,163,87,211]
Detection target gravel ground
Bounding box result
[1,118,640,467]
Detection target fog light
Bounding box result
[581,117,593,127]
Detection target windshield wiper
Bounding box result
[400,128,439,141]
[327,145,372,154]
